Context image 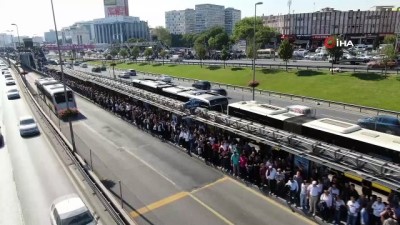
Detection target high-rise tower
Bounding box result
[104,0,129,17]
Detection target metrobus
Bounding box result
[35,78,78,116]
[257,49,276,59]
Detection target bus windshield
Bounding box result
[54,91,74,104]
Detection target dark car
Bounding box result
[357,115,400,135]
[192,80,211,90]
[128,69,137,76]
[209,88,227,96]
[91,67,101,72]
[100,65,107,71]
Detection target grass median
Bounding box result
[87,60,400,111]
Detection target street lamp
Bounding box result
[252,2,263,101]
[49,0,77,153]
[11,24,21,48]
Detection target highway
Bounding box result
[26,71,317,225]
[76,65,370,124]
[1,66,116,225]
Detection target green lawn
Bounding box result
[88,61,400,111]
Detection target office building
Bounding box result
[93,16,149,44]
[262,6,400,48]
[62,21,94,45]
[44,30,57,43]
[0,33,13,47]
[166,4,241,34]
[165,9,195,35]
[104,0,129,17]
[225,8,241,35]
[195,4,225,33]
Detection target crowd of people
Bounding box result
[47,69,400,225]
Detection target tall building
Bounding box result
[262,6,400,48]
[195,4,225,33]
[93,16,149,44]
[165,9,195,35]
[104,0,129,17]
[225,8,241,35]
[44,30,57,43]
[62,22,93,45]
[166,4,241,35]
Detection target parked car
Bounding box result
[91,67,101,72]
[50,194,96,225]
[128,69,137,76]
[192,80,211,90]
[209,88,227,96]
[357,115,400,135]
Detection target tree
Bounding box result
[182,34,197,47]
[382,44,397,76]
[233,17,277,49]
[144,48,154,61]
[131,47,140,62]
[384,35,397,45]
[105,54,112,60]
[194,44,206,68]
[119,48,128,59]
[86,51,93,58]
[246,41,259,60]
[221,46,229,69]
[278,39,294,71]
[325,36,344,74]
[153,26,172,47]
[110,48,119,58]
[372,36,380,50]
[159,50,167,65]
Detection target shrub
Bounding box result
[248,80,260,88]
[58,108,79,120]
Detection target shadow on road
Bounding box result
[351,72,387,81]
[260,69,281,74]
[231,67,244,71]
[296,70,325,76]
[207,65,221,70]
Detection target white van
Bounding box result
[50,194,96,225]
[286,105,315,117]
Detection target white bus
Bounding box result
[36,80,78,116]
[257,49,275,59]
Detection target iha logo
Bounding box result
[324,36,354,49]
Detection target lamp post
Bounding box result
[49,0,77,153]
[11,24,21,48]
[252,2,263,101]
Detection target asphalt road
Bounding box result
[26,71,317,225]
[76,65,370,124]
[3,67,116,225]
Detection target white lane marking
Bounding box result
[77,121,178,187]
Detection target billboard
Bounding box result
[106,6,127,16]
[104,0,116,6]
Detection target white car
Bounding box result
[118,72,130,79]
[5,79,16,86]
[7,89,20,99]
[159,75,172,83]
[19,116,40,137]
[50,194,96,225]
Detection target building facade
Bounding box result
[195,4,225,33]
[44,30,57,43]
[93,16,149,44]
[263,6,400,47]
[225,7,241,35]
[61,22,93,45]
[165,9,195,35]
[104,0,129,17]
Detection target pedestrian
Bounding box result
[347,196,361,225]
[308,180,320,216]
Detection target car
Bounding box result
[192,80,211,90]
[7,88,20,99]
[100,65,107,71]
[159,75,172,83]
[128,69,137,76]
[81,63,88,68]
[357,115,400,135]
[118,72,130,79]
[65,64,72,69]
[209,88,227,96]
[91,67,101,73]
[4,74,12,79]
[50,194,96,225]
[74,62,81,66]
[5,79,16,86]
[19,116,40,137]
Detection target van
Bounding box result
[286,105,315,117]
[50,194,96,225]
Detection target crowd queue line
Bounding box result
[46,69,400,225]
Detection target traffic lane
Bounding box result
[72,96,316,225]
[3,80,76,224]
